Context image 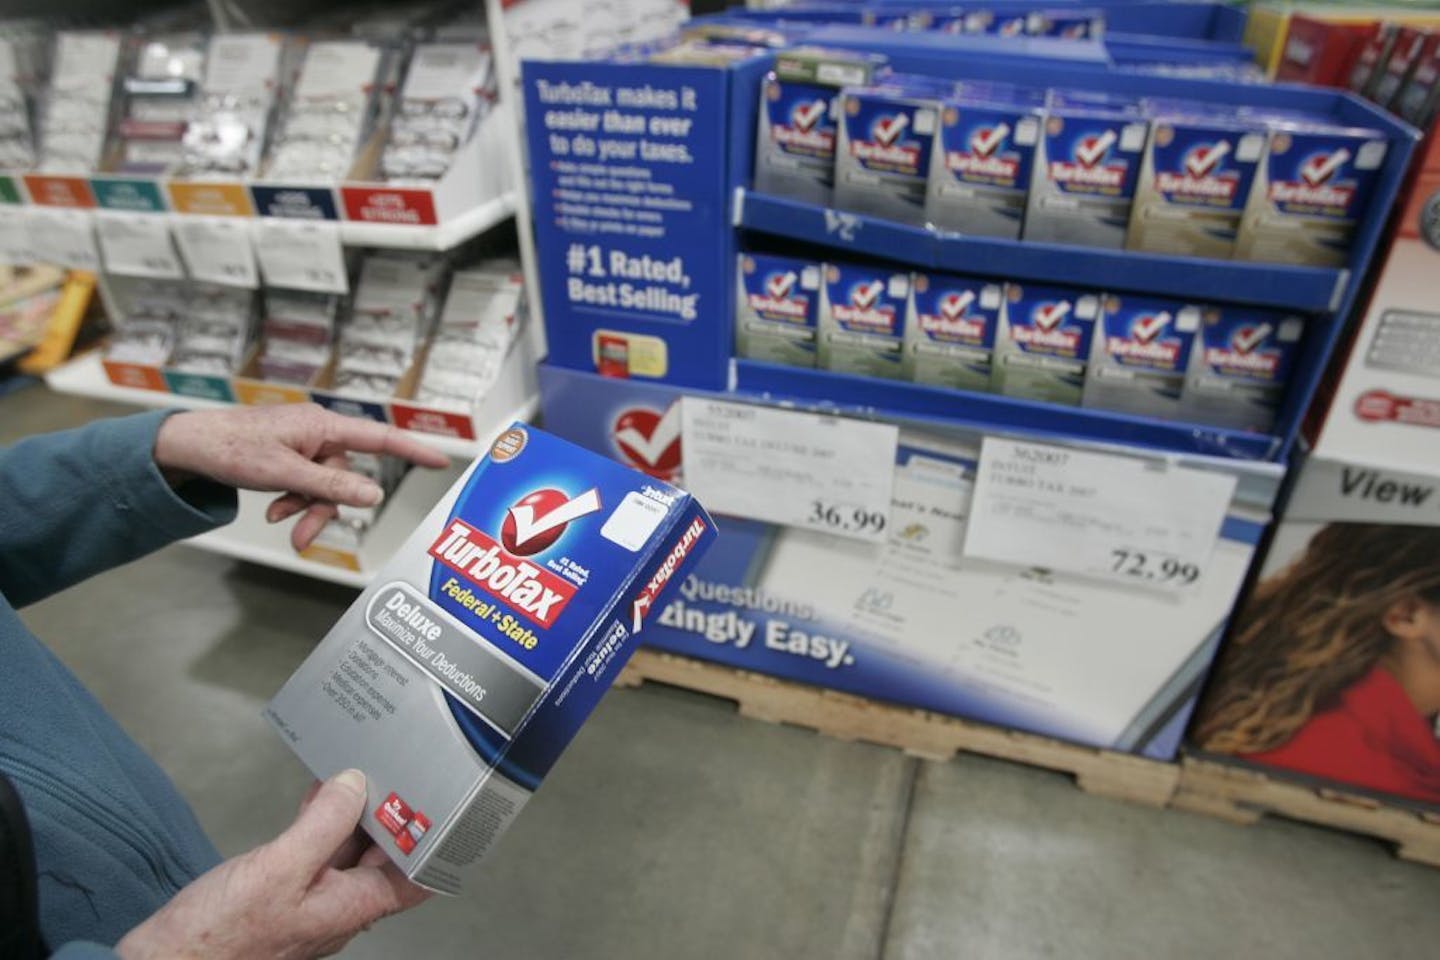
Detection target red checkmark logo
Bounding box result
[1131,312,1170,343]
[873,114,908,146]
[612,405,683,479]
[852,280,883,309]
[767,271,797,299]
[1231,323,1272,354]
[970,124,1007,157]
[1185,144,1223,178]
[1034,302,1070,331]
[502,487,603,556]
[1301,149,1349,186]
[792,99,826,132]
[940,291,974,320]
[1074,130,1116,168]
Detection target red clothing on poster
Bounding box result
[1246,666,1440,805]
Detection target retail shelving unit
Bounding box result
[46,333,540,585]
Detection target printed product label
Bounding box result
[1181,308,1303,433]
[843,95,932,179]
[992,283,1097,405]
[1148,126,1257,212]
[1025,114,1145,248]
[820,263,907,379]
[1043,119,1140,199]
[926,103,1038,237]
[1128,122,1262,258]
[1263,132,1379,221]
[763,80,836,165]
[1236,130,1386,267]
[905,272,1000,391]
[1082,296,1198,418]
[735,252,819,367]
[1196,311,1298,384]
[753,78,838,206]
[0,177,19,204]
[835,92,936,225]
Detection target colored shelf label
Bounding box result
[341,185,438,226]
[251,184,340,220]
[92,178,168,213]
[169,181,255,217]
[23,175,96,208]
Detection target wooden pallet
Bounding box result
[1172,756,1440,867]
[615,648,1180,808]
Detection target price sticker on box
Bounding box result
[253,218,348,294]
[175,215,259,288]
[94,211,184,279]
[963,438,1237,589]
[25,208,100,271]
[680,399,897,543]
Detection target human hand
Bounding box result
[115,769,430,960]
[153,404,450,551]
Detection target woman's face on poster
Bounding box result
[1385,596,1440,663]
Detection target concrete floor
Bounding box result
[6,382,1440,959]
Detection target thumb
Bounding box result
[271,769,370,880]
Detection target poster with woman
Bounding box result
[1194,457,1440,809]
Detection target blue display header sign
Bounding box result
[524,58,764,389]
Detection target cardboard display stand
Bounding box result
[540,362,1283,762]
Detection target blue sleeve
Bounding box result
[0,410,238,608]
[48,944,120,960]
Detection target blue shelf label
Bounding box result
[313,392,388,422]
[251,185,340,220]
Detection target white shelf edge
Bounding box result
[185,525,373,588]
[44,350,538,459]
[337,193,516,250]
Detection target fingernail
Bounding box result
[333,768,366,796]
[363,482,384,506]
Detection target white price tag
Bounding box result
[175,216,259,288]
[680,399,897,543]
[25,208,99,271]
[0,212,35,265]
[402,43,487,100]
[94,211,183,279]
[253,218,348,293]
[295,41,381,99]
[963,438,1237,589]
[203,33,282,95]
